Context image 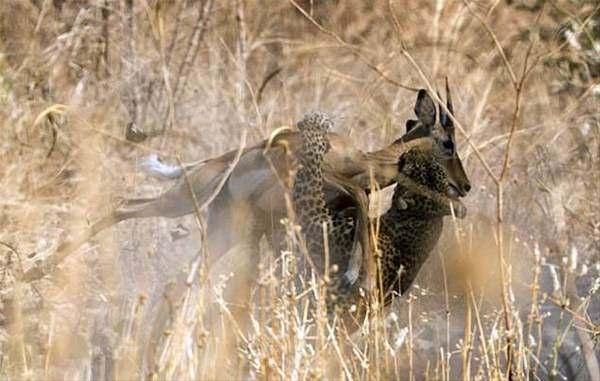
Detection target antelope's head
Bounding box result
[401,81,471,199]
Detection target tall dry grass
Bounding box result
[0,0,598,380]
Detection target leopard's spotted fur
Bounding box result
[293,112,465,310]
[292,111,333,261]
[377,148,461,303]
[292,112,361,308]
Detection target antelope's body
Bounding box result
[24,83,471,282]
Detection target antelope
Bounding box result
[22,80,470,282]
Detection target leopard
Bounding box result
[376,148,466,304]
[292,111,361,309]
[292,110,466,311]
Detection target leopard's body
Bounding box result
[293,112,462,309]
[377,149,458,303]
[292,112,361,308]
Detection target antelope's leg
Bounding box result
[20,202,167,282]
[22,159,233,282]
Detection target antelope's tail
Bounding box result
[140,154,207,180]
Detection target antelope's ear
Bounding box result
[414,89,436,126]
[405,119,418,133]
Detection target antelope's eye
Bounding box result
[442,140,454,152]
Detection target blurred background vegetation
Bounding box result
[0,0,598,379]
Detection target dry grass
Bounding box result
[0,0,598,380]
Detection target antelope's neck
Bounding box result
[360,138,436,189]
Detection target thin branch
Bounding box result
[400,49,498,183]
[289,0,417,92]
[463,0,518,89]
[172,0,214,102]
[500,4,545,182]
[256,66,282,104]
[387,0,498,183]
[165,0,190,66]
[524,3,599,80]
